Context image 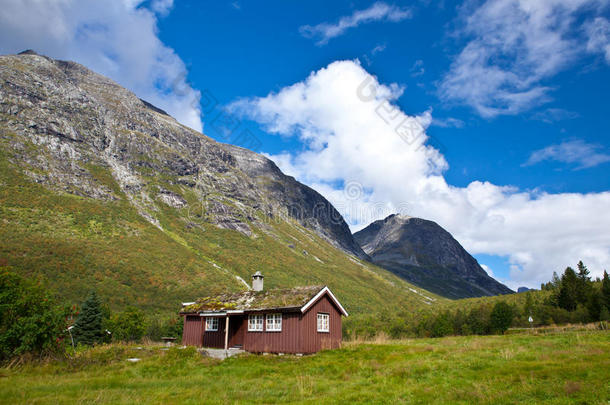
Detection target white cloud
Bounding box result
[232,60,610,289]
[524,139,610,169]
[431,116,464,128]
[299,2,412,45]
[586,17,610,63]
[480,264,493,278]
[371,44,387,55]
[410,59,425,77]
[531,108,579,123]
[0,0,202,132]
[150,0,174,17]
[440,0,610,117]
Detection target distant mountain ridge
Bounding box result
[354,214,513,299]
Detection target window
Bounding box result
[248,314,264,331]
[205,317,218,331]
[317,313,329,332]
[266,313,282,332]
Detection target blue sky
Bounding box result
[155,0,610,193]
[1,0,610,289]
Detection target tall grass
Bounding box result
[1,330,607,404]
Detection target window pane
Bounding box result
[249,314,264,331]
[317,313,329,332]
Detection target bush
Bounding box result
[0,269,68,361]
[108,307,146,342]
[146,315,183,341]
[431,312,454,337]
[490,302,514,334]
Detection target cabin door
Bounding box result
[228,315,245,348]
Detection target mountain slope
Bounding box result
[0,51,440,314]
[354,214,513,299]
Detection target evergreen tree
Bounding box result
[586,290,603,321]
[602,271,610,311]
[73,291,104,346]
[576,261,592,304]
[557,267,579,311]
[490,301,514,334]
[551,271,561,289]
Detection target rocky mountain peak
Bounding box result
[354,213,513,299]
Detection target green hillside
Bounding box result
[0,138,443,315]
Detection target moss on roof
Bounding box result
[181,285,325,313]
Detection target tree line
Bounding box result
[344,261,610,340]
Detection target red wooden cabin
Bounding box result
[180,273,348,354]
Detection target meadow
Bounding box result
[1,329,608,404]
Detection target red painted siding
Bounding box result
[182,315,203,346]
[202,316,226,348]
[243,312,301,353]
[299,294,342,353]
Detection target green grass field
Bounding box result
[1,330,608,404]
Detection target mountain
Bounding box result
[354,214,513,299]
[0,51,440,314]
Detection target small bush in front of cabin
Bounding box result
[108,306,146,342]
[0,268,68,361]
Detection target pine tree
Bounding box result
[551,271,561,289]
[602,271,610,311]
[576,261,592,304]
[73,291,104,346]
[557,267,579,311]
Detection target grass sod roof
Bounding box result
[181,285,326,313]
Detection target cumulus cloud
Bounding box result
[523,140,610,169]
[0,0,202,132]
[232,60,610,289]
[440,0,610,117]
[299,2,412,45]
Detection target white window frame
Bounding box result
[248,314,264,332]
[266,313,282,332]
[205,317,218,332]
[317,313,330,333]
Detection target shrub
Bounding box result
[0,269,68,361]
[108,306,146,342]
[430,312,453,337]
[490,302,514,334]
[145,315,183,341]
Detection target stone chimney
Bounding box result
[252,271,264,291]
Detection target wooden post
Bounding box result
[224,316,229,351]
